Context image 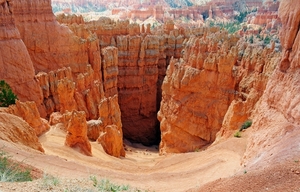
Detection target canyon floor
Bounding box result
[0,126,299,192]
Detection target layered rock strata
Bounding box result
[3,100,50,136]
[217,43,280,138]
[158,31,240,153]
[0,0,44,114]
[13,0,90,73]
[0,112,44,152]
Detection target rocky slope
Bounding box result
[241,0,300,167]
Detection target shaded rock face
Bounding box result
[158,31,239,153]
[0,112,44,152]
[117,35,160,145]
[87,120,104,141]
[70,18,185,145]
[0,0,44,114]
[64,111,92,156]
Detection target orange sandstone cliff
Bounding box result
[158,26,280,153]
[241,0,300,167]
[0,0,43,113]
[0,0,125,157]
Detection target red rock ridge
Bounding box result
[12,0,90,73]
[158,30,240,153]
[240,0,300,167]
[0,0,44,114]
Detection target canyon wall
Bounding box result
[240,0,300,167]
[158,30,239,153]
[61,18,185,145]
[13,0,90,73]
[158,26,280,153]
[0,0,125,157]
[0,0,44,113]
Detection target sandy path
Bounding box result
[0,126,247,192]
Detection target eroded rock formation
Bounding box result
[2,100,50,136]
[0,0,44,115]
[240,0,300,167]
[158,21,281,153]
[98,125,125,158]
[64,110,92,156]
[158,31,240,153]
[13,0,90,73]
[0,112,44,152]
[217,43,280,138]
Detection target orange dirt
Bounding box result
[0,125,248,192]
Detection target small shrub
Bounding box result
[234,131,241,138]
[249,35,254,44]
[234,11,249,23]
[0,80,18,107]
[264,36,271,45]
[239,120,252,131]
[40,174,60,190]
[0,150,32,182]
[90,176,130,192]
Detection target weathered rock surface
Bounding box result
[158,31,239,153]
[87,120,104,141]
[240,0,300,167]
[98,125,125,158]
[98,95,122,131]
[217,44,280,138]
[56,14,84,25]
[13,0,90,73]
[0,0,44,115]
[64,110,92,156]
[0,112,44,152]
[117,34,160,145]
[35,45,118,120]
[2,100,50,136]
[278,0,300,72]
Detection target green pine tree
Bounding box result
[0,80,18,107]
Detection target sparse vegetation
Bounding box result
[239,120,252,131]
[234,131,242,138]
[90,176,130,191]
[0,80,18,107]
[208,21,242,34]
[40,174,60,190]
[89,176,151,192]
[264,36,271,45]
[249,35,254,44]
[234,11,249,23]
[0,150,32,182]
